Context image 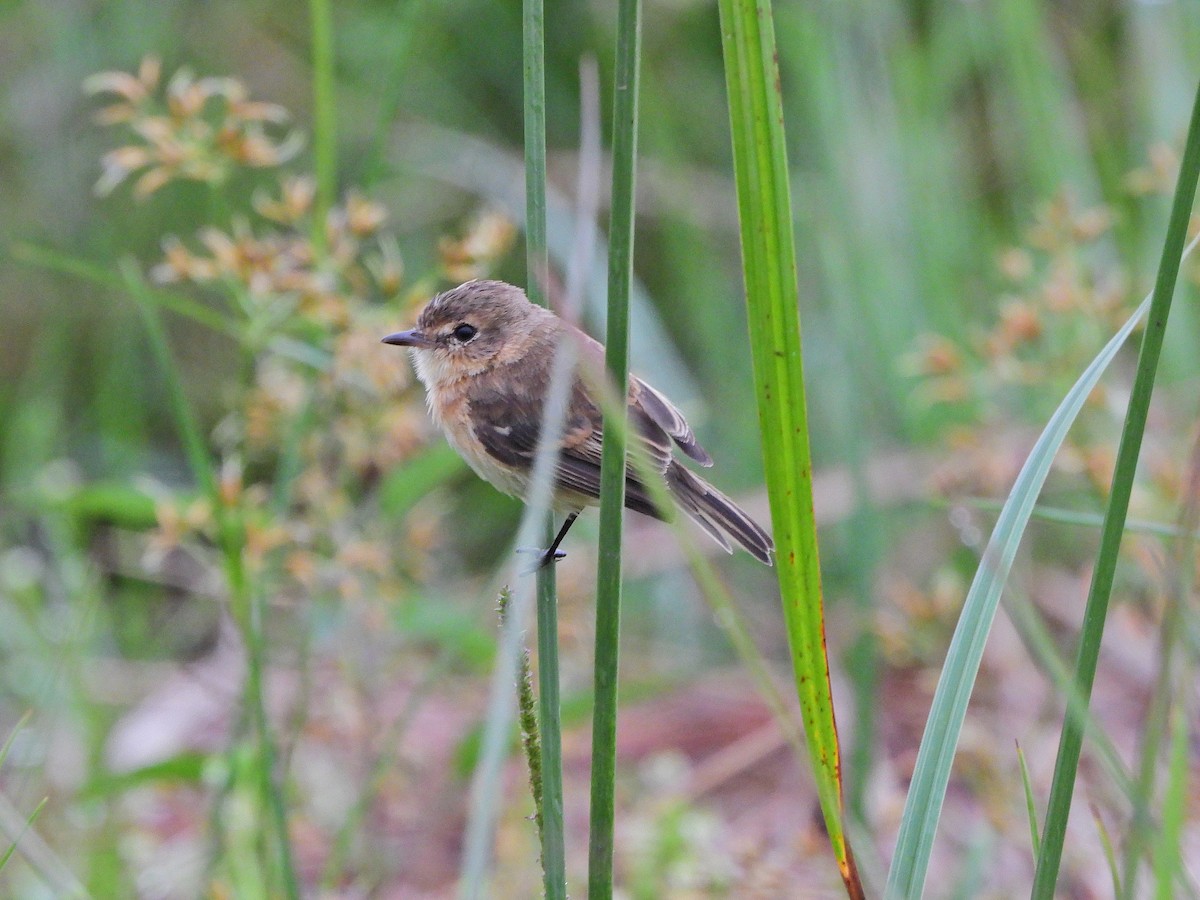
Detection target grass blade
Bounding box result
[1032,78,1200,897]
[884,222,1200,897]
[120,260,218,499]
[0,712,31,775]
[457,398,573,897]
[0,798,51,880]
[520,0,566,892]
[1015,741,1040,860]
[121,261,299,899]
[12,243,240,339]
[0,715,57,882]
[715,0,860,894]
[309,0,336,254]
[1090,802,1123,898]
[1152,703,1191,900]
[588,0,639,894]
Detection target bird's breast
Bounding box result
[426,380,531,500]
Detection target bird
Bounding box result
[381,279,774,567]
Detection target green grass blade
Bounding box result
[0,712,31,775]
[457,357,576,897]
[121,262,299,900]
[1015,741,1040,859]
[1090,802,1123,898]
[588,0,639,895]
[953,497,1200,542]
[0,798,48,874]
[309,0,336,255]
[575,359,814,769]
[522,0,566,893]
[358,0,428,189]
[716,0,861,894]
[1121,611,1180,895]
[0,793,86,898]
[459,1,578,894]
[13,242,240,339]
[534,518,564,900]
[884,225,1200,897]
[15,242,340,375]
[120,260,218,500]
[1032,77,1200,897]
[1003,592,1133,799]
[1152,703,1190,900]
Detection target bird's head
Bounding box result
[382,280,546,386]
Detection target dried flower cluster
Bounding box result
[887,168,1200,666]
[89,58,518,603]
[910,193,1128,421]
[86,56,303,197]
[906,192,1149,500]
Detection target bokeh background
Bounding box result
[2,0,1200,896]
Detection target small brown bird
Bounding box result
[382,280,774,566]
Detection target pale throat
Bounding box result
[409,346,451,392]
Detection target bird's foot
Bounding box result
[516,546,567,573]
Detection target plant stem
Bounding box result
[309,0,336,256]
[1032,76,1200,897]
[714,0,860,893]
[535,534,565,895]
[523,0,565,894]
[122,263,299,898]
[588,0,639,895]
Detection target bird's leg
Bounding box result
[517,512,579,571]
[541,512,578,568]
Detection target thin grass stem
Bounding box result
[309,0,337,255]
[1153,703,1191,899]
[521,0,566,894]
[587,0,640,894]
[1032,78,1200,896]
[534,524,565,896]
[884,225,1200,899]
[121,262,299,899]
[1015,741,1040,859]
[1122,430,1200,898]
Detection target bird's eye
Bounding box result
[452,323,478,342]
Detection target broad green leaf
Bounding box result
[716,0,860,893]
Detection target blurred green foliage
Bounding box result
[2,0,1200,895]
[3,0,1196,473]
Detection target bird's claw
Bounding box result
[516,547,567,573]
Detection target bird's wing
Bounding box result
[631,376,713,466]
[550,385,678,518]
[468,351,676,519]
[572,326,712,467]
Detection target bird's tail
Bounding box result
[666,462,774,565]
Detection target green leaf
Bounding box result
[1091,802,1123,898]
[80,753,210,799]
[716,0,860,893]
[885,283,1155,900]
[65,481,159,531]
[0,798,48,874]
[1033,78,1200,897]
[1015,741,1040,859]
[1152,704,1190,900]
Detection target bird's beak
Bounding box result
[381,329,435,348]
